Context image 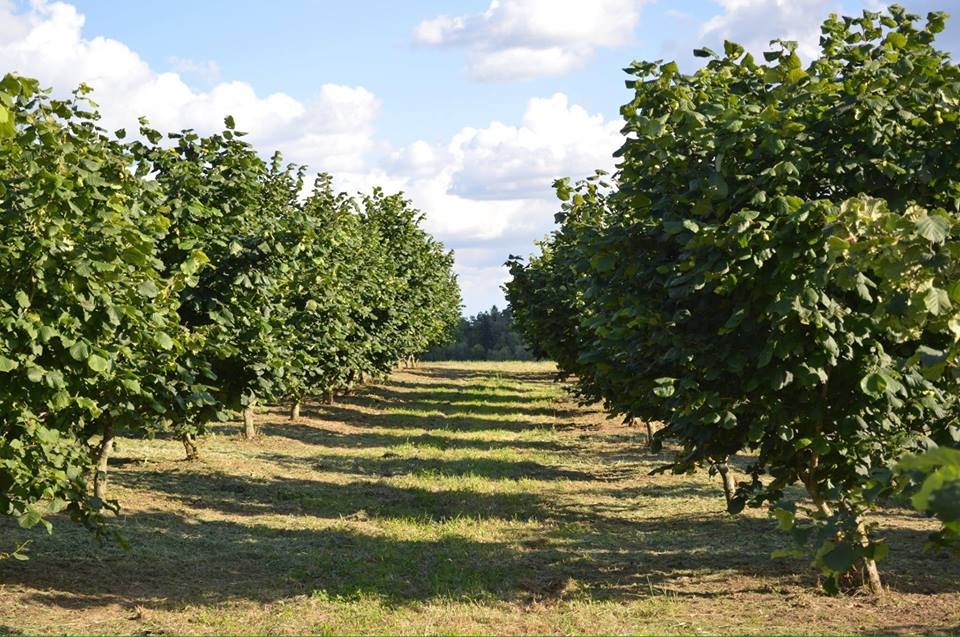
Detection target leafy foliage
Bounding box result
[896,447,960,552]
[0,73,461,537]
[506,5,960,592]
[359,189,462,370]
[0,75,193,533]
[129,120,295,417]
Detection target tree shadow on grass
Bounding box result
[1,504,797,613]
[597,482,726,501]
[257,422,576,453]
[300,404,582,433]
[403,366,558,386]
[114,468,548,520]
[256,450,595,482]
[3,512,538,610]
[2,479,957,621]
[380,380,536,398]
[356,387,581,419]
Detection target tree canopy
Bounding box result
[0,73,461,538]
[507,5,960,593]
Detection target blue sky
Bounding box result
[3,0,959,315]
[61,0,693,143]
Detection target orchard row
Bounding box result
[506,6,960,594]
[0,74,461,540]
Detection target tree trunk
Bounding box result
[862,556,883,595]
[645,421,654,447]
[326,388,335,405]
[242,403,257,440]
[290,401,301,421]
[718,463,736,507]
[856,517,884,595]
[182,433,200,460]
[93,424,114,501]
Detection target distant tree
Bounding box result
[424,306,535,361]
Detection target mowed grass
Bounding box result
[1,361,958,635]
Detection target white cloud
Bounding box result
[0,0,378,175]
[415,0,646,81]
[455,263,513,313]
[167,56,221,85]
[448,93,621,200]
[376,92,621,246]
[699,0,836,62]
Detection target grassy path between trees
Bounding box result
[1,361,958,635]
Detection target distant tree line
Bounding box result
[424,306,534,361]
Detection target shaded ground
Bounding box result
[1,361,958,635]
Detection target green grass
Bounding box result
[1,361,958,635]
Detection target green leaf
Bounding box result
[49,390,71,411]
[26,366,44,383]
[76,397,100,414]
[915,214,950,243]
[15,290,29,309]
[87,354,109,373]
[821,542,856,573]
[924,287,951,316]
[0,103,14,138]
[863,540,889,562]
[724,308,747,330]
[772,507,795,531]
[898,447,960,472]
[137,280,160,298]
[886,32,908,49]
[69,341,90,361]
[154,332,174,350]
[0,356,18,372]
[179,255,206,276]
[860,372,886,396]
[16,508,43,529]
[653,385,674,398]
[723,40,744,58]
